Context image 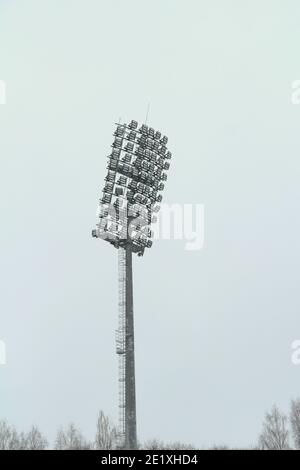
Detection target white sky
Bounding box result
[1,0,300,448]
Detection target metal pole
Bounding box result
[125,244,137,449]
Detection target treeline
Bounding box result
[0,411,114,450]
[1,399,300,450]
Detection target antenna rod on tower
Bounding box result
[145,103,150,125]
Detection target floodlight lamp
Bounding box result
[108,159,118,171]
[126,191,134,202]
[115,126,125,137]
[113,137,123,148]
[117,176,127,186]
[129,180,137,190]
[138,134,147,145]
[102,193,112,204]
[94,119,172,256]
[139,171,148,182]
[144,149,151,160]
[98,206,109,218]
[104,182,114,193]
[153,141,159,151]
[157,157,164,168]
[119,162,131,175]
[146,139,153,150]
[125,142,134,152]
[111,149,120,159]
[148,127,155,138]
[141,161,149,171]
[155,168,162,179]
[122,153,132,164]
[150,179,157,190]
[129,119,138,129]
[106,170,116,182]
[150,152,157,163]
[127,131,137,141]
[132,167,139,178]
[140,124,148,134]
[141,227,151,238]
[134,159,142,170]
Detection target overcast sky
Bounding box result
[1,0,300,448]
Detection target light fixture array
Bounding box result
[92,119,172,256]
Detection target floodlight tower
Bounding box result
[92,119,172,449]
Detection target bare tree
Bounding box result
[290,398,300,449]
[55,423,91,450]
[143,439,166,450]
[24,426,48,450]
[165,441,195,450]
[95,411,117,450]
[0,421,21,450]
[258,406,289,450]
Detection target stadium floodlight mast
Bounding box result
[92,119,172,450]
